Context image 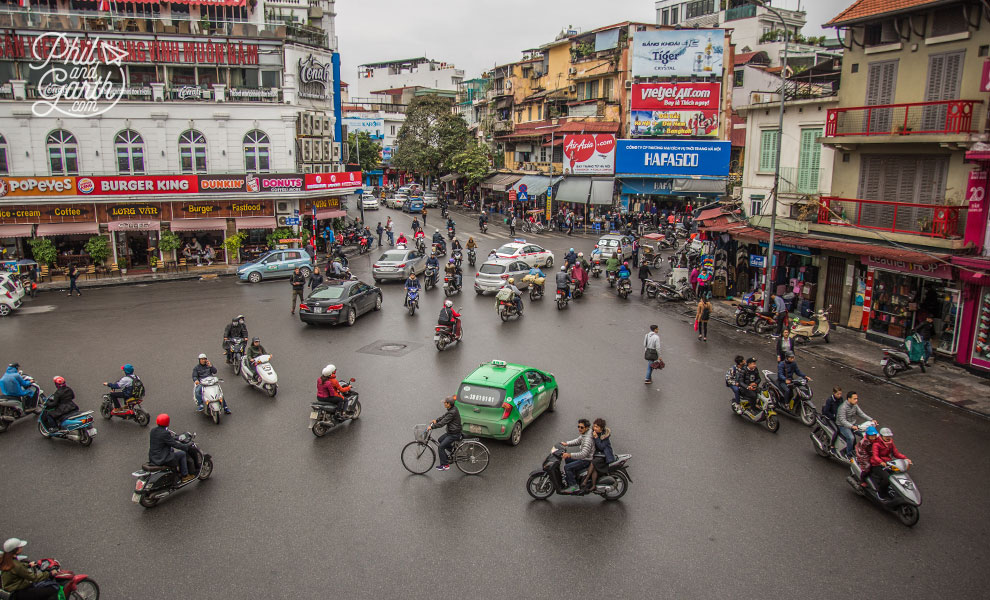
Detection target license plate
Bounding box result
[88,428,97,436]
[880,359,888,366]
[433,335,440,341]
[131,493,140,503]
[314,307,323,313]
[469,424,482,434]
[310,411,318,419]
[380,267,395,272]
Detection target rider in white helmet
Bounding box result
[317,364,350,416]
[438,299,462,339]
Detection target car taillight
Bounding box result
[135,480,145,491]
[398,263,407,268]
[475,272,480,277]
[501,402,513,420]
[299,303,309,311]
[4,291,10,299]
[500,274,510,279]
[327,304,344,310]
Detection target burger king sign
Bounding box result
[563,134,615,175]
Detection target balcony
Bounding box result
[777,166,824,196]
[817,196,966,239]
[825,100,982,138]
[724,4,757,21]
[492,120,514,134]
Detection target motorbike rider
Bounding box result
[736,357,762,411]
[836,392,875,459]
[444,258,462,290]
[404,273,421,306]
[149,414,194,483]
[222,315,248,363]
[577,251,590,271]
[438,299,462,339]
[564,248,578,268]
[425,252,440,284]
[316,364,351,418]
[527,265,546,294]
[1,537,59,600]
[466,237,478,252]
[556,265,572,299]
[581,418,615,490]
[103,364,137,413]
[192,354,225,413]
[428,395,462,472]
[869,427,911,500]
[605,252,620,278]
[396,232,408,246]
[446,217,456,236]
[431,228,446,253]
[244,337,268,383]
[413,228,426,251]
[776,351,810,410]
[724,355,745,406]
[559,418,595,493]
[451,237,463,254]
[617,262,632,289]
[822,386,844,447]
[500,277,523,314]
[853,426,880,486]
[478,211,488,230]
[0,363,37,407]
[44,376,79,430]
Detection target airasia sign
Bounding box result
[563,134,615,175]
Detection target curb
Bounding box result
[38,271,239,291]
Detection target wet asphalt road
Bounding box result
[2,204,989,599]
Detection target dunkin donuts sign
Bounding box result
[562,135,615,175]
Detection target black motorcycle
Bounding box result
[452,249,463,268]
[617,277,632,299]
[227,337,247,374]
[606,270,617,288]
[131,432,213,508]
[734,303,760,327]
[529,280,544,301]
[424,266,439,291]
[309,380,361,437]
[467,248,476,267]
[761,370,816,426]
[443,274,461,297]
[526,446,632,501]
[0,377,42,433]
[447,225,456,240]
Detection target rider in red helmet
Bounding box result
[149,414,194,482]
[44,376,78,430]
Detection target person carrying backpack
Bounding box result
[695,295,713,342]
[104,363,140,413]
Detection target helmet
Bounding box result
[322,364,336,377]
[8,363,19,370]
[52,376,65,387]
[561,265,567,271]
[623,261,629,266]
[156,413,170,427]
[879,427,893,437]
[231,317,239,323]
[122,364,134,375]
[435,228,439,233]
[578,252,584,257]
[569,248,574,252]
[237,314,244,320]
[252,337,260,344]
[449,258,455,264]
[444,299,453,307]
[198,353,207,360]
[508,278,515,284]
[866,426,879,436]
[783,351,795,360]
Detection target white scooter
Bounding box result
[240,354,278,397]
[197,376,226,425]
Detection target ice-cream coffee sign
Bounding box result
[30,32,128,118]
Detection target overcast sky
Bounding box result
[336,0,851,91]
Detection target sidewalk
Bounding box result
[37,264,239,291]
[702,298,990,418]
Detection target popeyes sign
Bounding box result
[563,135,615,175]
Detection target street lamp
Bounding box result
[748,0,789,313]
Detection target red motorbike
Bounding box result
[26,557,100,599]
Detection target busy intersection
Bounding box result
[2,203,989,599]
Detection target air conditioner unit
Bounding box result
[624,80,633,90]
[323,116,331,132]
[323,140,331,161]
[303,164,313,174]
[568,85,576,93]
[277,215,289,226]
[312,113,323,136]
[302,139,313,162]
[300,113,312,136]
[313,140,323,161]
[332,142,341,160]
[568,67,577,75]
[505,81,512,90]
[276,201,291,215]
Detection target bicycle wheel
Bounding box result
[453,440,490,475]
[401,441,436,474]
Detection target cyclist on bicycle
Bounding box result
[428,396,462,472]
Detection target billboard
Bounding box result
[305,172,362,191]
[615,139,730,178]
[631,83,720,137]
[563,134,616,175]
[77,175,198,196]
[0,176,76,197]
[632,29,724,78]
[343,117,384,140]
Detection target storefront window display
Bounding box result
[970,287,990,369]
[868,269,962,353]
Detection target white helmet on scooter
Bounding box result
[322,364,336,378]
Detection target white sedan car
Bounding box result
[492,241,554,268]
[387,194,408,209]
[361,194,378,210]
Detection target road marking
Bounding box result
[17,305,57,315]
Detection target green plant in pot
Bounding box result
[223,232,246,263]
[84,235,111,266]
[158,230,183,261]
[27,238,57,267]
[266,227,295,249]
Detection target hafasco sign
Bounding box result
[299,54,332,100]
[563,135,615,175]
[632,29,724,78]
[305,172,362,191]
[77,176,197,195]
[0,176,75,197]
[29,32,126,118]
[615,139,730,177]
[630,82,720,137]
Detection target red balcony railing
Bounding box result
[817,196,966,238]
[825,100,982,137]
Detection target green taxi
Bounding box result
[455,360,558,446]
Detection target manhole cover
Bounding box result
[356,339,420,357]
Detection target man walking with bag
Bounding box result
[644,324,662,384]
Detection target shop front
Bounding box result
[0,224,33,259]
[480,173,522,214]
[862,256,962,355]
[0,202,101,265]
[951,256,990,373]
[618,177,725,215]
[759,241,820,317]
[106,216,161,268]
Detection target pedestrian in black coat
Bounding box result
[637,262,652,295]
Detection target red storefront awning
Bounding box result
[0,224,34,238]
[36,222,100,236]
[234,217,276,230]
[169,218,227,232]
[315,209,346,220]
[169,0,247,6]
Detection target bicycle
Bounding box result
[400,424,490,475]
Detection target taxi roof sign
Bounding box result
[491,360,507,368]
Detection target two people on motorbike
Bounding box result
[245,337,268,383]
[444,258,462,290]
[429,395,461,471]
[222,315,248,364]
[404,273,421,306]
[438,300,462,340]
[193,353,227,414]
[103,363,140,414]
[316,364,351,419]
[733,357,762,411]
[149,413,195,482]
[776,351,810,410]
[559,418,595,493]
[604,252,620,278]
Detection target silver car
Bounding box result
[372,247,427,282]
[473,258,533,295]
[423,193,439,207]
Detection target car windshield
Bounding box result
[309,286,346,300]
[457,383,506,407]
[495,245,517,255]
[378,251,407,262]
[479,263,505,275]
[599,239,619,247]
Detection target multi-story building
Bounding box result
[354,57,464,98]
[0,1,358,267]
[341,95,408,187]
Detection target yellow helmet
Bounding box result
[508,278,515,284]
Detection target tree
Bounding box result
[392,95,470,178]
[348,131,382,173]
[447,142,492,187]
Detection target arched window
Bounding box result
[243,129,270,173]
[114,129,145,175]
[178,129,207,174]
[0,134,8,175]
[47,129,78,175]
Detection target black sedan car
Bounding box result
[299,279,383,325]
